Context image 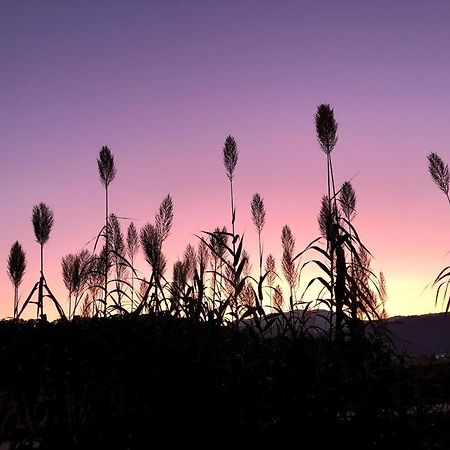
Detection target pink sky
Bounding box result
[1,0,450,318]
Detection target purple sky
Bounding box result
[1,0,450,318]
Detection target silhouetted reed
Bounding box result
[61,249,92,319]
[126,222,139,311]
[23,202,66,319]
[281,225,297,301]
[339,180,356,222]
[265,253,276,306]
[97,145,116,315]
[426,152,450,312]
[427,152,450,204]
[7,241,27,318]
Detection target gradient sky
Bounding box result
[1,0,450,319]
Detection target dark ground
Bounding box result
[0,315,449,449]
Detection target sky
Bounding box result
[1,0,450,319]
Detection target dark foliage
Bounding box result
[0,316,446,448]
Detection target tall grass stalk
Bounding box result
[126,222,139,311]
[32,202,55,318]
[97,145,116,316]
[315,104,344,340]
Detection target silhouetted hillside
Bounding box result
[387,313,450,358]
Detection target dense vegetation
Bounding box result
[2,104,450,448]
[2,315,449,449]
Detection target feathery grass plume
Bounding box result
[209,226,228,303]
[7,241,27,318]
[265,254,276,288]
[140,223,162,272]
[97,145,117,188]
[273,284,284,310]
[281,225,297,298]
[155,194,174,242]
[110,214,126,266]
[315,104,339,221]
[32,202,54,282]
[28,203,63,319]
[251,193,266,280]
[223,135,238,181]
[8,241,27,290]
[353,247,376,320]
[210,226,228,260]
[183,244,197,281]
[427,152,450,201]
[251,193,266,234]
[223,136,239,271]
[172,260,188,300]
[239,283,256,308]
[32,202,54,246]
[318,195,337,241]
[110,214,125,256]
[62,249,91,318]
[315,104,338,155]
[339,181,357,221]
[197,239,209,274]
[62,253,78,294]
[378,271,388,320]
[126,222,139,260]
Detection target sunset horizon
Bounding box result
[3,2,450,447]
[3,1,450,320]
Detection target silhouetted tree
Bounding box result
[7,241,27,318]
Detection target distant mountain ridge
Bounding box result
[245,310,450,358]
[387,312,450,358]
